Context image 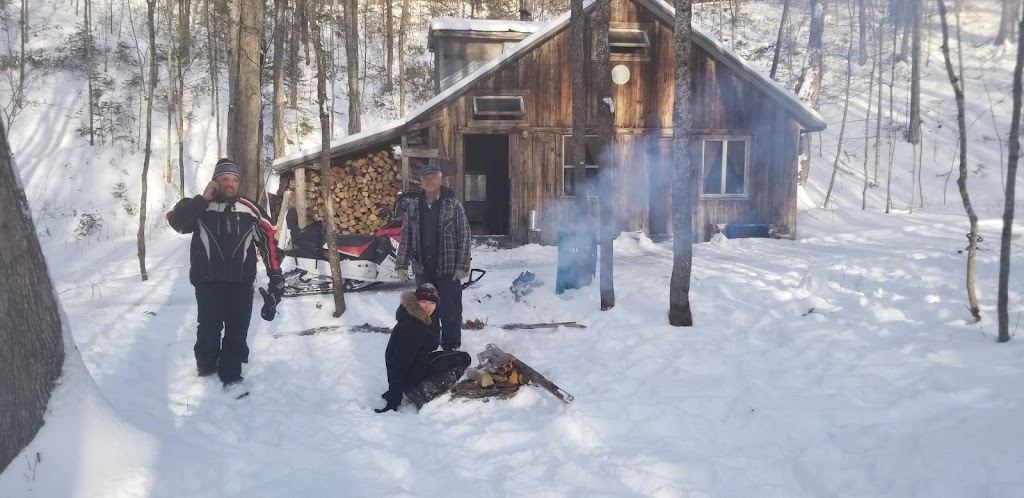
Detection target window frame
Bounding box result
[594,23,652,62]
[699,135,752,199]
[561,135,602,198]
[472,95,526,118]
[467,91,529,127]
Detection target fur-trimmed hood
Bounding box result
[398,290,433,325]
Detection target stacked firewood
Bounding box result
[298,151,402,234]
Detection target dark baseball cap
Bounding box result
[419,163,442,176]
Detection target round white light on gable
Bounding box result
[611,64,630,85]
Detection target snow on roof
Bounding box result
[429,18,547,34]
[274,0,824,172]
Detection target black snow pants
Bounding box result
[194,282,253,384]
[404,350,472,408]
[415,271,463,350]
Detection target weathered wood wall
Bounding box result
[421,0,802,244]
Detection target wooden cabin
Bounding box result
[272,0,826,244]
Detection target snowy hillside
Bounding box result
[2,0,1024,496]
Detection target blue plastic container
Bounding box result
[555,231,597,294]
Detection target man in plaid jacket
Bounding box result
[395,163,472,350]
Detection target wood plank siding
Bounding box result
[274,0,817,245]
[425,0,803,243]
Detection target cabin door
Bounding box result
[648,137,673,236]
[463,134,510,235]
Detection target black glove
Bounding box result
[268,273,286,302]
[259,287,278,321]
[374,403,399,413]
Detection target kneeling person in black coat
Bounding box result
[377,283,471,413]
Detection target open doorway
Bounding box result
[463,134,510,235]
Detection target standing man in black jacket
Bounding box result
[166,158,285,389]
[395,163,472,351]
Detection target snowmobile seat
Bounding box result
[336,234,379,258]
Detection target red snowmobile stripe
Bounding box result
[236,198,281,271]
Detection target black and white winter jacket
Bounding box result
[383,291,441,406]
[166,195,282,286]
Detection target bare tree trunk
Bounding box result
[570,0,587,220]
[385,0,393,91]
[823,1,854,209]
[343,0,361,134]
[795,0,827,186]
[226,0,265,200]
[996,0,1021,45]
[174,0,186,198]
[908,0,921,144]
[885,13,897,212]
[898,0,911,61]
[85,0,95,145]
[311,8,347,317]
[272,0,288,158]
[179,0,192,59]
[937,0,980,322]
[0,117,66,475]
[140,0,157,282]
[595,0,614,310]
[862,49,876,209]
[873,18,884,184]
[670,0,694,327]
[289,0,302,108]
[770,0,791,80]
[998,0,1024,342]
[17,0,27,110]
[398,0,408,116]
[165,0,175,184]
[858,0,867,65]
[207,0,222,157]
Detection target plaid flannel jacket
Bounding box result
[395,187,472,277]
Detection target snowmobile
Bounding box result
[278,191,485,297]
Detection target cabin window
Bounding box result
[701,137,750,197]
[561,135,601,197]
[609,28,650,56]
[472,96,525,121]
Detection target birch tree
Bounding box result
[311,3,347,316]
[937,0,981,322]
[138,0,158,282]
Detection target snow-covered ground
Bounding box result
[3,210,1024,497]
[3,0,1024,496]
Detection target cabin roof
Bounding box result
[273,0,826,172]
[428,18,547,35]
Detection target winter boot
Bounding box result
[223,378,249,399]
[197,363,218,378]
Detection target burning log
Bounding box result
[478,344,572,403]
[451,344,572,403]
